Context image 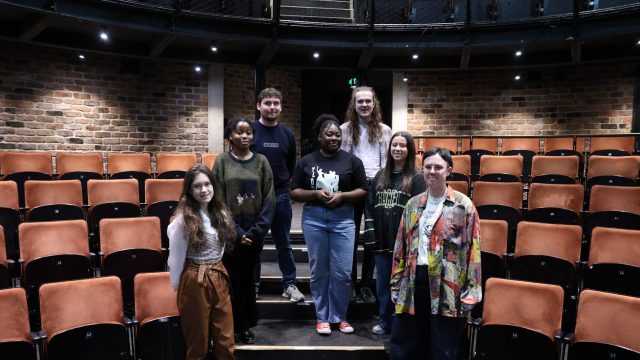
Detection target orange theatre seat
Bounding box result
[582,227,640,297]
[585,185,640,260]
[478,155,523,182]
[464,137,499,179]
[510,221,582,331]
[567,290,640,360]
[526,183,584,225]
[502,137,541,179]
[472,181,523,252]
[0,226,8,288]
[155,153,197,179]
[39,276,132,360]
[24,180,84,222]
[0,152,53,209]
[449,155,471,195]
[586,155,640,190]
[471,278,564,360]
[107,153,151,203]
[87,179,141,253]
[422,137,459,154]
[472,219,508,318]
[56,152,104,206]
[544,137,586,180]
[145,178,182,248]
[99,217,163,315]
[530,155,580,184]
[201,153,219,171]
[0,288,36,360]
[589,135,637,156]
[134,272,186,359]
[0,181,21,260]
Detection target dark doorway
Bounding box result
[300,69,393,156]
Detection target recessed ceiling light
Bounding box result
[402,72,408,82]
[211,46,218,52]
[78,54,85,60]
[514,74,521,81]
[412,53,419,60]
[195,65,202,72]
[99,30,108,41]
[313,52,320,59]
[636,39,640,46]
[515,49,523,57]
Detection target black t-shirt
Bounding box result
[290,149,368,207]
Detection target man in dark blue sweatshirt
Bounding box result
[252,87,305,302]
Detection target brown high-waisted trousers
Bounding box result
[178,260,235,360]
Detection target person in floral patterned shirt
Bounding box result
[390,147,482,360]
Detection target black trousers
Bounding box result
[390,266,466,360]
[351,197,375,288]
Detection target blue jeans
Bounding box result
[302,203,355,323]
[255,193,297,288]
[374,252,394,331]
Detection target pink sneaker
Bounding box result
[316,322,331,335]
[339,321,354,334]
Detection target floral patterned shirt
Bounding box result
[391,186,482,317]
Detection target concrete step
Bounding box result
[280,0,351,9]
[256,293,377,320]
[280,5,352,18]
[236,319,389,360]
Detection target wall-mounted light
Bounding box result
[99,30,109,42]
[402,72,408,82]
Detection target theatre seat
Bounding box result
[134,272,185,359]
[39,276,132,360]
[0,288,36,360]
[155,153,196,179]
[145,179,182,248]
[24,180,84,222]
[472,278,564,360]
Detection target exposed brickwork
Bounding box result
[406,65,636,137]
[0,41,209,161]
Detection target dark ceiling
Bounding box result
[0,0,639,70]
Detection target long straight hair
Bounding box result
[344,86,383,146]
[175,164,235,251]
[376,131,419,193]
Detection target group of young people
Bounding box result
[167,86,482,360]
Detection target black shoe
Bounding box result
[360,286,376,304]
[349,287,360,303]
[240,330,255,344]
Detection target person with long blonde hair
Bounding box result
[341,86,392,303]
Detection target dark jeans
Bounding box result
[374,252,394,331]
[255,193,297,288]
[351,197,375,289]
[390,266,466,360]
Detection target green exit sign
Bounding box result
[348,77,358,88]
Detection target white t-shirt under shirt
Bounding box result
[353,123,383,179]
[417,193,446,266]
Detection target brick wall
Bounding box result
[406,64,636,136]
[0,41,209,159]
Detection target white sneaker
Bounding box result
[282,284,305,302]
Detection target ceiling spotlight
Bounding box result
[211,45,218,52]
[402,72,408,82]
[78,54,85,60]
[412,53,419,60]
[515,49,523,57]
[99,30,109,41]
[636,39,640,46]
[514,74,521,81]
[194,65,202,72]
[313,52,320,59]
